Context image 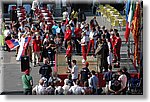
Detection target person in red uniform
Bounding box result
[114,33,122,67]
[32,34,41,67]
[87,27,96,56]
[81,31,87,63]
[65,41,72,73]
[74,23,82,54]
[110,31,117,63]
[64,24,72,49]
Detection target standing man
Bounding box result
[89,70,98,94]
[90,17,98,30]
[110,31,117,63]
[39,59,52,87]
[79,62,91,86]
[95,38,103,73]
[32,34,41,67]
[74,23,82,55]
[71,60,79,83]
[78,8,86,23]
[114,33,122,67]
[22,69,33,95]
[103,66,113,94]
[64,24,72,49]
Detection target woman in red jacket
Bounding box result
[64,24,72,49]
[65,40,72,73]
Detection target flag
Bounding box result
[131,2,141,70]
[124,0,131,42]
[24,36,31,48]
[16,36,31,61]
[124,0,136,42]
[128,1,136,28]
[125,0,131,22]
[5,39,19,50]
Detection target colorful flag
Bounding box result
[124,0,136,42]
[16,36,31,61]
[131,2,141,70]
[128,1,136,28]
[124,0,131,42]
[125,0,131,22]
[5,39,20,50]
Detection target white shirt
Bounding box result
[118,74,127,89]
[31,0,39,10]
[32,84,46,95]
[62,85,70,95]
[63,11,69,20]
[55,86,64,95]
[81,36,86,46]
[71,65,78,80]
[69,85,84,95]
[4,29,11,37]
[62,0,67,7]
[89,31,95,40]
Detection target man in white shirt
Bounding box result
[71,60,79,83]
[62,9,69,21]
[68,80,85,95]
[117,69,127,95]
[32,79,47,95]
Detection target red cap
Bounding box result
[85,62,89,67]
[24,69,30,75]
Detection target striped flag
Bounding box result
[124,0,131,42]
[124,0,136,42]
[16,36,31,61]
[128,1,136,28]
[5,39,19,50]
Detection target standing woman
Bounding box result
[65,40,72,72]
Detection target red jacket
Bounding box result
[74,28,82,38]
[66,45,72,57]
[110,36,117,48]
[114,37,122,49]
[32,39,41,52]
[64,29,72,41]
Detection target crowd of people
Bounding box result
[1,0,141,95]
[22,60,136,95]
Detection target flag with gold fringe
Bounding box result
[131,1,141,70]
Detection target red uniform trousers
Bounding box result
[87,39,95,56]
[114,47,121,62]
[82,45,87,61]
